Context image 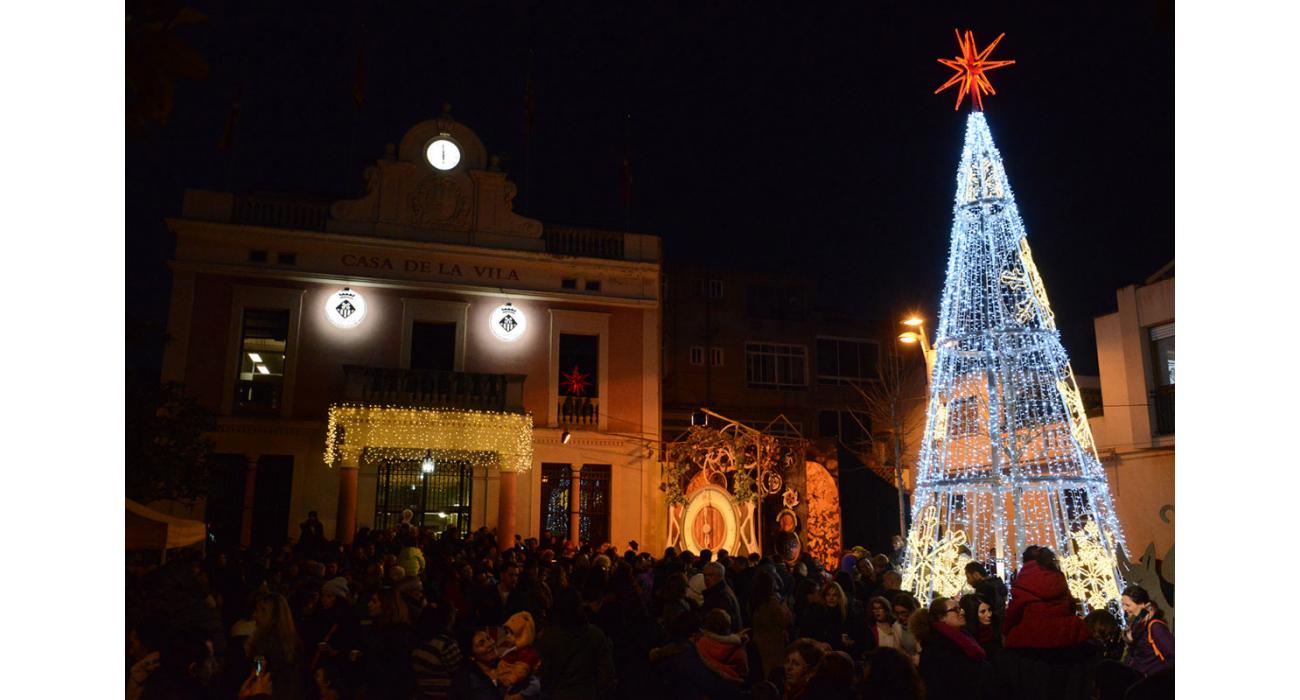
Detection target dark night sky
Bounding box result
[127,1,1173,376]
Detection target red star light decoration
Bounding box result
[935,29,1015,111]
[560,365,591,396]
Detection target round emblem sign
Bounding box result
[325,288,367,328]
[489,302,526,342]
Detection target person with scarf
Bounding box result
[909,596,994,700]
[960,594,1001,657]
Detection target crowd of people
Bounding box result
[126,512,1174,700]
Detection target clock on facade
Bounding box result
[425,138,461,171]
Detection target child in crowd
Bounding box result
[695,609,750,681]
[497,611,541,697]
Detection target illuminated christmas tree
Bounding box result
[901,32,1126,613]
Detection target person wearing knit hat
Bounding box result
[321,577,349,602]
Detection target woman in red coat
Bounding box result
[1002,546,1091,649]
[997,546,1096,700]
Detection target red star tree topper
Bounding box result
[935,29,1015,111]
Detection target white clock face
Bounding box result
[425,139,461,171]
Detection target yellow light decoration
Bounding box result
[1057,363,1098,457]
[1017,237,1057,330]
[325,403,534,473]
[1061,521,1123,612]
[901,505,969,600]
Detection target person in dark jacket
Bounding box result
[449,628,505,700]
[965,561,1007,627]
[360,588,416,700]
[861,646,925,700]
[534,588,616,700]
[648,608,745,700]
[961,594,1001,657]
[1121,585,1174,676]
[910,596,995,700]
[700,562,743,632]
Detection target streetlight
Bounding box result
[421,450,436,474]
[898,316,936,379]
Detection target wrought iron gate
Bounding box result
[374,459,472,534]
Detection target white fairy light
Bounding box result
[902,113,1127,614]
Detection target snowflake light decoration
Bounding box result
[1061,521,1123,612]
[901,505,969,600]
[560,365,591,396]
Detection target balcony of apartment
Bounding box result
[341,365,526,414]
[557,395,600,427]
[1151,384,1174,435]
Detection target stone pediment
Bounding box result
[329,115,543,244]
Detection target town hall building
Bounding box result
[159,114,665,552]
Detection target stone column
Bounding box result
[239,454,260,550]
[336,463,359,545]
[569,466,582,548]
[497,470,517,551]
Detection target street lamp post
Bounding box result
[889,316,936,543]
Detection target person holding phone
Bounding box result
[1121,585,1174,676]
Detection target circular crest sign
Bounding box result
[489,302,526,342]
[325,288,367,328]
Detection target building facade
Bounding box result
[159,116,664,552]
[660,263,927,551]
[1089,262,1175,558]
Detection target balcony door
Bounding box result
[410,321,456,372]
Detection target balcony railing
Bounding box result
[232,194,330,231]
[544,227,625,260]
[342,365,526,413]
[1151,384,1174,435]
[558,395,599,426]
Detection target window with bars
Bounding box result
[539,463,572,541]
[745,342,807,389]
[373,459,472,535]
[578,464,612,545]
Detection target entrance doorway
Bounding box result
[374,459,472,535]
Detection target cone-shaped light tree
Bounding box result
[901,32,1127,614]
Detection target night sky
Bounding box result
[127,1,1174,376]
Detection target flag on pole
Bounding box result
[217,81,244,152]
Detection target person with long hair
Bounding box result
[909,596,993,700]
[799,581,852,652]
[894,590,925,660]
[960,594,1000,656]
[360,587,416,700]
[247,592,304,700]
[1121,585,1173,676]
[868,596,919,658]
[862,646,925,700]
